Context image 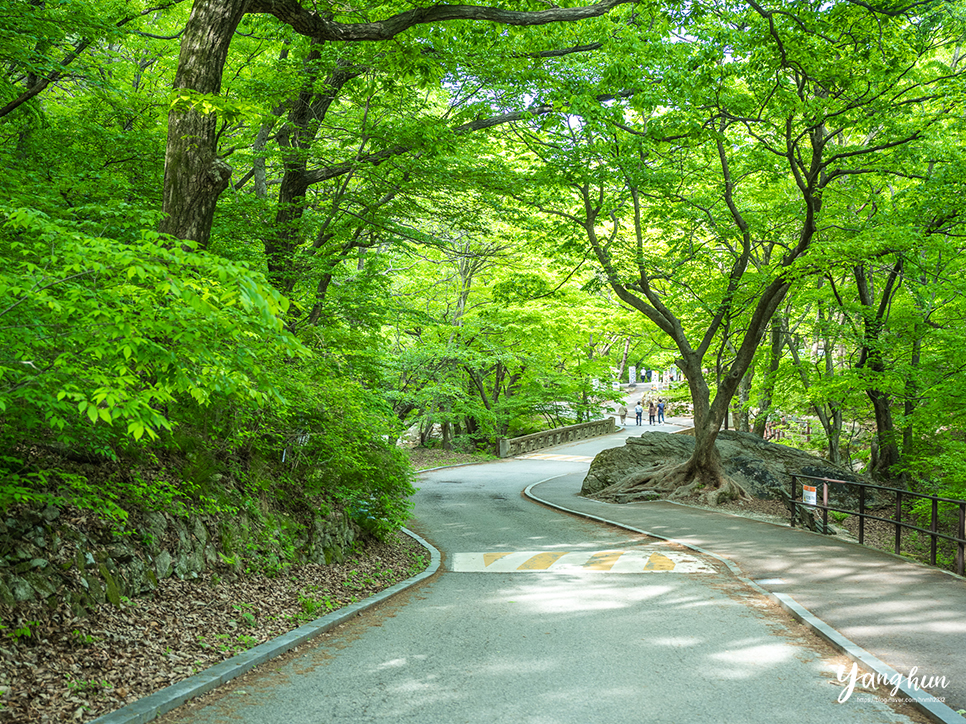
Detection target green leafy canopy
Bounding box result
[0,206,308,445]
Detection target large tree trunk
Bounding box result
[813,341,845,466]
[752,323,782,437]
[582,167,800,503]
[736,368,753,432]
[688,398,725,485]
[596,358,747,505]
[822,404,843,465]
[784,310,845,465]
[266,54,361,293]
[867,388,900,477]
[159,0,247,248]
[902,334,921,455]
[854,261,902,479]
[159,0,631,248]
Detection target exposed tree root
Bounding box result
[590,458,750,506]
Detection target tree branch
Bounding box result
[302,91,633,187]
[248,0,635,42]
[0,0,190,119]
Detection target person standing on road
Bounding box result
[617,403,628,425]
[634,403,643,425]
[648,400,656,425]
[657,399,665,424]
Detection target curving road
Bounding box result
[165,424,918,724]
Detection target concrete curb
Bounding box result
[90,528,441,724]
[524,478,964,724]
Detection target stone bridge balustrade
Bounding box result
[498,418,616,458]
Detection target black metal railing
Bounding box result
[790,474,966,577]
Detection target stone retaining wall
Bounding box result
[0,504,360,615]
[498,418,615,458]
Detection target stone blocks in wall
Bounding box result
[0,504,362,616]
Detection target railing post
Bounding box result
[895,490,902,556]
[822,482,828,533]
[958,503,965,578]
[790,474,965,576]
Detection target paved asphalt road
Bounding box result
[164,424,921,724]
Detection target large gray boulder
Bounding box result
[582,430,868,505]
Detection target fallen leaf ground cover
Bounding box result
[0,532,427,723]
[406,447,495,471]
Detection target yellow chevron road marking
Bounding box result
[450,550,715,574]
[516,552,569,570]
[582,551,624,571]
[484,552,513,567]
[644,553,676,571]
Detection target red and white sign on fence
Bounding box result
[803,484,817,506]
